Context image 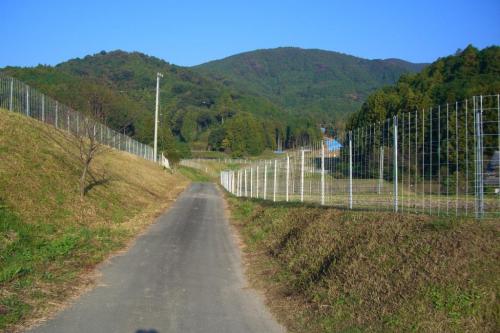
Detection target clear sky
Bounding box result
[1,0,499,67]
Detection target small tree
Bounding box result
[76,93,107,198]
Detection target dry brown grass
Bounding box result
[0,109,189,331]
[228,198,500,333]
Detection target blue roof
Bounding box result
[325,138,342,151]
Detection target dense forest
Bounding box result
[348,45,500,128]
[194,47,426,126]
[1,51,320,158]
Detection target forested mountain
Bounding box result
[348,45,500,128]
[1,51,321,157]
[193,47,426,125]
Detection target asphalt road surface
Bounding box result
[29,183,284,333]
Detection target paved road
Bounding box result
[29,183,283,333]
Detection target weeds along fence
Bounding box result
[220,95,500,219]
[0,75,158,162]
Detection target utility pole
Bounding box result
[154,72,163,162]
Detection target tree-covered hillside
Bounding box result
[1,51,321,157]
[194,47,426,125]
[348,45,500,128]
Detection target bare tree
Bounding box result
[76,93,107,198]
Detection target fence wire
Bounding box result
[220,95,500,219]
[0,75,158,162]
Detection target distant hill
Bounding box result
[348,45,500,128]
[1,51,320,156]
[193,47,426,124]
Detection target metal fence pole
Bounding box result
[9,78,13,112]
[378,146,384,194]
[300,149,305,202]
[273,159,277,202]
[349,131,353,209]
[286,155,290,202]
[393,116,399,212]
[250,167,253,198]
[474,96,484,218]
[321,143,325,205]
[55,101,58,128]
[264,163,268,200]
[244,168,247,197]
[41,95,45,122]
[256,166,259,198]
[25,86,29,116]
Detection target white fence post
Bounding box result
[321,143,325,205]
[286,155,290,202]
[393,116,398,212]
[25,86,29,116]
[250,168,253,198]
[9,78,13,112]
[41,95,45,122]
[244,169,248,197]
[300,149,305,202]
[264,163,268,200]
[349,131,353,209]
[55,101,58,128]
[378,146,384,194]
[273,160,277,202]
[256,166,259,198]
[474,96,484,218]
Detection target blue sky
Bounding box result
[1,0,499,67]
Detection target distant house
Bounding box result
[324,138,343,157]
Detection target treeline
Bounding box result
[348,45,500,128]
[1,50,321,159]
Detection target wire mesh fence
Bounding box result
[221,95,500,219]
[0,75,158,162]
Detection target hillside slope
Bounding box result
[194,47,426,123]
[229,198,499,332]
[0,109,189,331]
[2,51,319,156]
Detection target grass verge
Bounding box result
[227,196,499,332]
[0,109,189,331]
[178,166,212,182]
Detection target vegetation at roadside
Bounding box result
[0,109,189,331]
[228,197,499,332]
[177,166,212,182]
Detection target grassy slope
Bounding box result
[228,198,499,332]
[0,109,189,331]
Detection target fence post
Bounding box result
[244,168,248,197]
[67,112,70,132]
[41,95,45,122]
[273,159,277,202]
[55,102,58,128]
[378,146,384,194]
[321,143,325,205]
[349,131,353,209]
[300,149,305,202]
[232,171,236,194]
[393,116,399,212]
[256,166,259,198]
[25,86,29,116]
[9,78,13,112]
[286,155,290,202]
[250,167,253,198]
[474,96,484,218]
[264,163,268,200]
